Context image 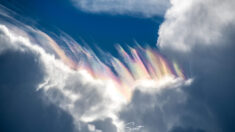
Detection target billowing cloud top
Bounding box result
[71,0,170,17]
[157,0,235,52]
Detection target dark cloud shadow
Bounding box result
[160,23,235,132]
[0,49,75,132]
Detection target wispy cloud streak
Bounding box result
[71,0,170,17]
[48,34,188,101]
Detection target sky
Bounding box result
[0,0,235,132]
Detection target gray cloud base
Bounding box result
[0,37,75,132]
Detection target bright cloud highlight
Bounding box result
[157,0,235,52]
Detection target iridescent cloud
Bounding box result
[46,34,187,102]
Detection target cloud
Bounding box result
[71,0,170,17]
[0,18,123,131]
[3,0,235,131]
[0,51,75,132]
[158,0,235,52]
[31,0,235,131]
[0,5,191,132]
[36,31,190,131]
[0,27,75,132]
[157,0,235,131]
[120,87,188,132]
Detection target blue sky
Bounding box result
[1,0,163,56]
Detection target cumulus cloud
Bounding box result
[158,0,235,52]
[157,0,235,131]
[71,0,170,17]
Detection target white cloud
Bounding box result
[157,0,235,52]
[156,0,235,131]
[0,22,125,131]
[71,0,170,17]
[0,21,190,132]
[0,4,192,132]
[2,0,235,131]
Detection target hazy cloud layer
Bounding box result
[71,0,170,17]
